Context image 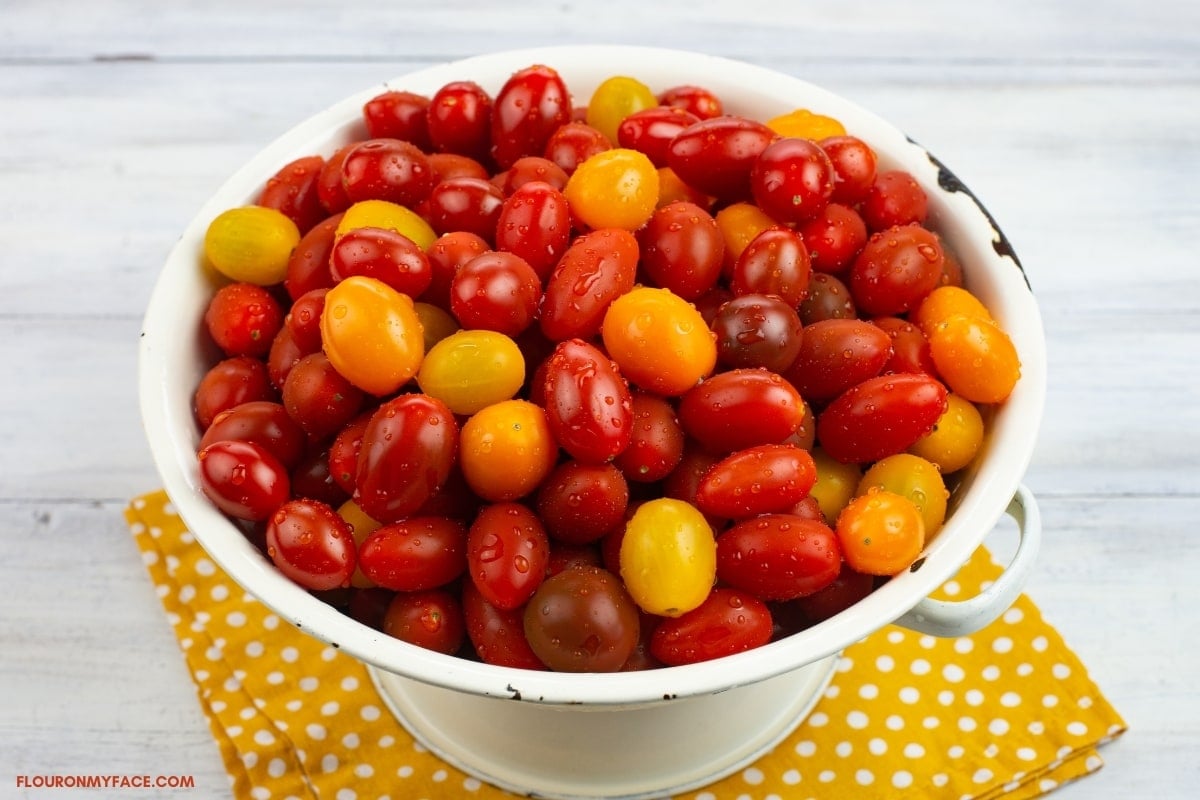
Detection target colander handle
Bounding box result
[893,484,1041,638]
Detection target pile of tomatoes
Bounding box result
[192,64,1021,672]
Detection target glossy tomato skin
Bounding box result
[873,316,937,376]
[750,137,835,224]
[427,81,493,162]
[649,588,773,666]
[616,106,700,168]
[613,392,686,483]
[284,213,342,301]
[797,202,868,275]
[849,224,945,317]
[363,90,433,150]
[265,498,357,591]
[257,154,327,234]
[695,444,817,519]
[716,515,842,601]
[341,138,436,208]
[425,177,506,242]
[657,84,724,120]
[425,230,489,311]
[666,116,777,200]
[199,400,306,470]
[194,356,276,430]
[540,228,639,341]
[198,439,291,521]
[678,368,805,454]
[358,516,468,592]
[204,282,285,359]
[498,156,570,194]
[523,566,640,672]
[542,339,633,464]
[329,226,433,299]
[494,181,572,282]
[467,502,550,610]
[327,411,372,494]
[783,318,893,404]
[710,293,804,373]
[860,169,928,231]
[793,567,877,623]
[355,394,459,523]
[284,288,328,354]
[281,352,366,441]
[544,121,612,174]
[490,65,572,170]
[382,589,465,655]
[820,135,878,206]
[449,251,542,337]
[730,227,812,307]
[817,373,948,464]
[462,581,546,669]
[536,460,629,544]
[637,201,724,301]
[799,272,857,325]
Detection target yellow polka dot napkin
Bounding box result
[127,489,1125,800]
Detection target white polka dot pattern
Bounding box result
[128,490,1126,800]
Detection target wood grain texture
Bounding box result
[2,1,1197,797]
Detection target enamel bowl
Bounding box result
[140,45,1046,800]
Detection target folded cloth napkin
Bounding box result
[127,490,1125,800]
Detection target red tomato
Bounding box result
[783,318,893,403]
[363,90,433,151]
[284,288,328,354]
[281,352,365,440]
[266,326,306,391]
[541,338,633,463]
[257,154,327,234]
[449,250,542,336]
[873,316,937,375]
[194,356,276,430]
[861,169,928,231]
[462,581,546,669]
[816,373,948,464]
[490,65,572,170]
[316,143,356,214]
[536,461,629,544]
[494,181,572,281]
[341,138,436,207]
[284,213,342,301]
[666,115,777,200]
[359,517,468,591]
[329,226,434,299]
[467,502,550,609]
[730,227,812,307]
[497,156,570,194]
[678,368,805,454]
[428,153,490,183]
[539,228,639,341]
[197,439,290,521]
[427,81,493,162]
[657,84,724,120]
[265,498,357,591]
[710,293,804,373]
[819,135,878,206]
[382,589,465,655]
[750,137,835,224]
[649,588,772,666]
[695,444,817,519]
[327,411,371,494]
[613,392,686,483]
[849,224,945,317]
[199,400,306,469]
[716,515,842,600]
[425,230,489,310]
[544,121,612,174]
[290,445,348,509]
[616,106,700,167]
[794,567,876,622]
[355,394,460,523]
[797,202,868,275]
[425,177,505,242]
[637,201,724,301]
[204,282,284,359]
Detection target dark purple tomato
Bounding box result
[711,293,804,373]
[523,566,640,672]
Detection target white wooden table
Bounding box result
[3,1,1197,797]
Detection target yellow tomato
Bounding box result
[320,275,425,396]
[417,329,526,415]
[619,498,716,617]
[655,166,711,209]
[564,148,660,231]
[586,75,659,144]
[337,499,383,589]
[601,286,716,396]
[909,393,986,474]
[857,453,949,535]
[460,400,558,502]
[413,302,460,351]
[808,447,862,524]
[336,199,437,250]
[204,206,300,285]
[714,202,776,269]
[766,108,846,140]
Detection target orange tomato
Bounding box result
[601,286,717,396]
[928,314,1021,404]
[459,400,558,502]
[835,489,926,576]
[320,275,425,395]
[564,148,660,231]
